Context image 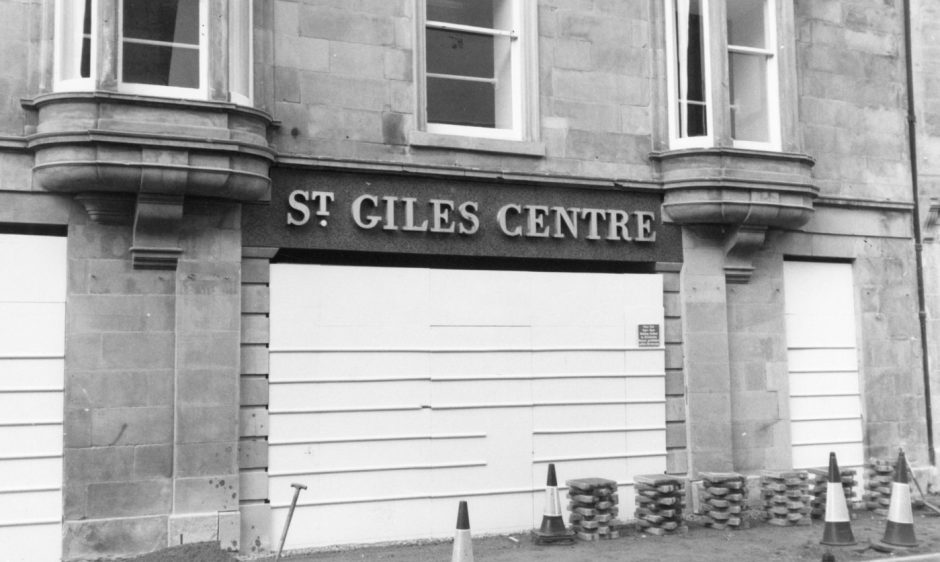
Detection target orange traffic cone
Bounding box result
[820,452,856,546]
[880,450,917,547]
[534,464,574,544]
[452,500,473,562]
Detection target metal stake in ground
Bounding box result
[274,482,307,562]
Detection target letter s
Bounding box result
[457,201,480,235]
[287,190,311,226]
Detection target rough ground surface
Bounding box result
[112,508,940,561]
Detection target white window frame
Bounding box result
[665,0,781,151]
[54,0,97,92]
[228,0,253,106]
[727,0,780,150]
[117,0,209,100]
[419,0,532,142]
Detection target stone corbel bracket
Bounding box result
[23,92,275,270]
[651,148,817,283]
[925,198,940,242]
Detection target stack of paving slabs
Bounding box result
[699,472,748,530]
[760,469,811,526]
[633,474,688,536]
[809,467,858,520]
[864,457,896,515]
[565,478,621,540]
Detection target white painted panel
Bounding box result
[0,490,62,525]
[787,348,859,372]
[0,303,65,357]
[791,419,864,446]
[269,352,429,382]
[0,458,62,488]
[268,410,429,443]
[790,396,861,421]
[0,523,63,562]
[0,359,64,390]
[268,264,665,548]
[0,425,63,457]
[792,443,865,470]
[269,380,428,411]
[788,371,860,397]
[0,234,67,303]
[784,261,863,473]
[0,393,64,424]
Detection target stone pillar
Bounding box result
[679,227,734,474]
[63,200,243,560]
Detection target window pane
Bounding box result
[122,43,200,88]
[123,0,199,45]
[427,76,496,128]
[80,38,91,78]
[675,0,707,137]
[427,28,496,79]
[729,52,769,142]
[727,0,766,48]
[229,0,252,102]
[428,0,495,28]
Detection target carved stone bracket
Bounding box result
[925,198,940,242]
[131,194,184,270]
[723,226,768,284]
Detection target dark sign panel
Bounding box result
[243,169,682,264]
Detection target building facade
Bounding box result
[0,0,939,559]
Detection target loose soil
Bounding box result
[110,508,940,562]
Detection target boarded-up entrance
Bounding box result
[268,264,666,549]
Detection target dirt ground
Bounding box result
[112,507,940,562]
[272,509,940,562]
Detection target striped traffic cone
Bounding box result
[881,450,917,547]
[534,464,574,544]
[820,452,856,546]
[452,500,473,562]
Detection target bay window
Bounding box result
[666,0,780,150]
[53,0,253,105]
[419,0,537,142]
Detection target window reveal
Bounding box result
[424,0,520,136]
[120,0,201,89]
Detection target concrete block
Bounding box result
[666,422,687,449]
[65,516,168,561]
[299,7,395,46]
[101,332,176,370]
[300,72,387,110]
[384,48,412,81]
[134,444,174,480]
[666,449,689,475]
[91,406,173,447]
[168,513,218,545]
[68,369,174,409]
[174,476,239,513]
[219,511,241,552]
[65,407,92,448]
[665,396,686,423]
[240,503,272,556]
[238,437,269,469]
[240,376,269,406]
[240,407,270,437]
[87,260,175,294]
[178,332,240,370]
[176,441,238,478]
[553,39,592,71]
[275,66,301,103]
[330,41,385,78]
[732,392,781,422]
[241,284,269,314]
[241,315,269,345]
[241,258,270,284]
[178,295,240,332]
[239,470,268,501]
[241,345,269,375]
[86,479,172,518]
[665,370,684,396]
[66,446,135,483]
[177,368,239,407]
[178,404,239,443]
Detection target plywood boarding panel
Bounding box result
[784,261,863,475]
[269,265,665,549]
[0,235,65,561]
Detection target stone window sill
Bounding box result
[409,130,545,158]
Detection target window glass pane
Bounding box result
[727,0,766,48]
[427,76,496,128]
[122,43,200,88]
[123,0,199,45]
[426,28,496,79]
[675,0,707,137]
[80,38,91,78]
[729,52,769,142]
[428,0,494,28]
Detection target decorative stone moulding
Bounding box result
[23,92,276,269]
[651,148,817,283]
